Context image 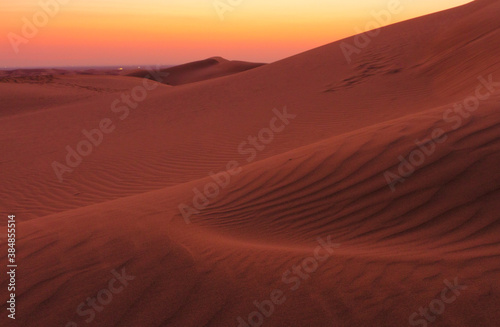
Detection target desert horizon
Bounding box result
[1,0,500,326]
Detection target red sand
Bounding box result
[126,57,265,86]
[1,1,499,326]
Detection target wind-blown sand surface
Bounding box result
[1,0,499,326]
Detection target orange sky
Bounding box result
[0,0,473,68]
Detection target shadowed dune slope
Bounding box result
[2,97,499,327]
[1,1,500,326]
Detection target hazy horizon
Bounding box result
[2,0,473,68]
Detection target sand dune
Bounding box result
[127,57,265,86]
[1,0,500,326]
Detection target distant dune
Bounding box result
[1,0,499,326]
[127,57,265,85]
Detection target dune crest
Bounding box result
[127,57,265,86]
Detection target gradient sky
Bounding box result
[1,0,472,68]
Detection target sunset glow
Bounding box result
[1,0,473,67]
